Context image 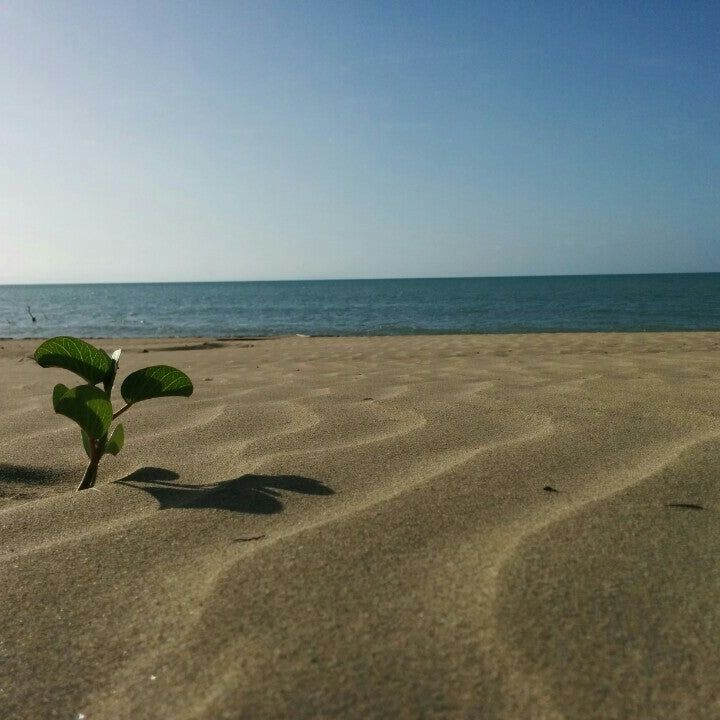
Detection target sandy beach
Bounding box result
[2,332,720,719]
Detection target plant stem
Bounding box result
[77,389,129,490]
[77,453,99,490]
[77,436,103,491]
[113,403,131,420]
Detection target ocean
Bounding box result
[1,274,719,339]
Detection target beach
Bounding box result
[2,332,720,719]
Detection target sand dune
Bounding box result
[2,333,720,719]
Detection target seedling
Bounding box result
[35,336,193,490]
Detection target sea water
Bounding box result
[1,274,719,339]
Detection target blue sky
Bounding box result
[2,1,719,282]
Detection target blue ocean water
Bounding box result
[1,274,719,339]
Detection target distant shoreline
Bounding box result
[5,329,720,344]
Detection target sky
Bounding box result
[2,1,720,283]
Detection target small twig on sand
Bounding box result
[231,534,266,543]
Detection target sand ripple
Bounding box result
[2,333,720,718]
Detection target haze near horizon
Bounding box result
[2,1,719,284]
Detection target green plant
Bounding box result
[35,336,193,491]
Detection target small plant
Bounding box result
[35,336,193,491]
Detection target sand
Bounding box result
[2,332,720,719]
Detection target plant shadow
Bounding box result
[0,463,65,485]
[115,466,333,514]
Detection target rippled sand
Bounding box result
[2,333,720,719]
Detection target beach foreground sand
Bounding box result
[2,333,720,719]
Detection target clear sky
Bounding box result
[2,1,719,283]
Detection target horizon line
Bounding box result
[2,270,719,286]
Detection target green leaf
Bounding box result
[81,429,93,459]
[105,424,124,456]
[52,384,113,439]
[53,383,69,408]
[35,337,112,385]
[121,365,193,404]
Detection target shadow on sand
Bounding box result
[114,466,333,514]
[0,463,66,485]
